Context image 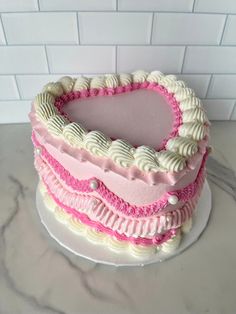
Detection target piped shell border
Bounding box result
[33,71,210,174]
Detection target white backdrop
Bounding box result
[0,0,236,123]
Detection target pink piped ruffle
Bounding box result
[32,132,207,218]
[35,153,204,239]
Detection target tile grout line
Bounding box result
[192,0,197,12]
[229,101,236,119]
[205,74,213,98]
[44,46,50,74]
[2,43,236,47]
[13,75,22,99]
[180,46,187,73]
[0,10,234,15]
[149,12,155,44]
[219,14,228,45]
[1,72,236,76]
[76,12,80,44]
[0,14,8,45]
[1,73,236,76]
[37,0,40,11]
[115,45,118,73]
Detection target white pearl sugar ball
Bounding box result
[168,195,179,205]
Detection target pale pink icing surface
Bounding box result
[64,89,174,149]
[29,78,210,245]
[30,107,208,192]
[32,128,207,206]
[36,150,205,243]
[55,82,184,151]
[32,132,207,219]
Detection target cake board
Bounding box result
[36,181,212,267]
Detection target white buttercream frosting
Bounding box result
[119,73,132,86]
[39,180,47,195]
[84,131,112,157]
[43,82,64,97]
[59,76,74,93]
[134,146,159,172]
[43,192,57,212]
[132,70,148,83]
[90,76,106,89]
[179,97,202,111]
[146,71,163,83]
[181,218,193,234]
[54,206,70,224]
[159,74,177,86]
[105,74,119,88]
[161,231,181,253]
[34,92,55,109]
[158,151,186,172]
[182,108,208,124]
[34,70,209,175]
[73,76,90,91]
[162,79,186,93]
[47,115,68,136]
[174,87,195,102]
[36,102,58,123]
[86,228,106,244]
[166,137,198,157]
[108,237,128,253]
[68,216,86,234]
[62,122,87,147]
[129,243,156,259]
[108,139,135,168]
[179,122,207,141]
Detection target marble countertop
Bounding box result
[0,122,236,314]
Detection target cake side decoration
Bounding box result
[32,71,209,175]
[30,70,210,260]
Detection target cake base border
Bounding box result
[36,180,212,267]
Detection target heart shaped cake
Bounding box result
[30,70,210,260]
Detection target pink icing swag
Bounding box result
[32,132,207,218]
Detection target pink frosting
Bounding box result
[32,132,207,218]
[30,78,210,247]
[30,108,208,189]
[34,142,205,239]
[36,154,204,243]
[54,82,182,151]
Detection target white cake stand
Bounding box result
[36,181,212,267]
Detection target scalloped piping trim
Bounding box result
[40,184,185,259]
[40,184,184,258]
[54,82,182,151]
[35,153,205,239]
[33,72,209,174]
[32,131,208,218]
[40,177,176,246]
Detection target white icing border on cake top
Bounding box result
[33,70,209,173]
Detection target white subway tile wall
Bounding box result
[152,13,226,45]
[0,76,19,100]
[0,0,235,123]
[222,16,236,45]
[46,46,116,73]
[0,18,6,44]
[2,13,79,44]
[0,0,38,12]
[117,46,185,73]
[78,12,153,44]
